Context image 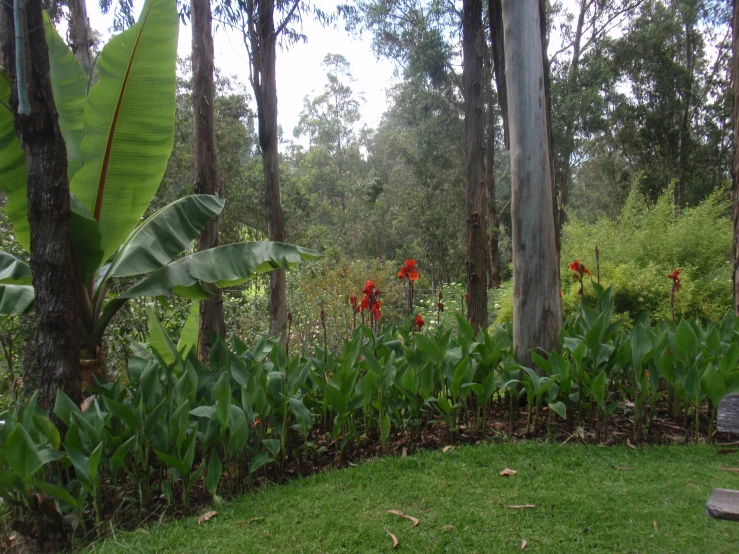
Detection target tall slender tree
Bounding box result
[483,36,500,289]
[502,0,561,366]
[732,0,739,315]
[463,0,487,332]
[239,0,301,343]
[67,0,94,78]
[0,0,82,410]
[192,0,225,358]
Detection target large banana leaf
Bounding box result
[108,195,224,279]
[70,0,178,264]
[0,73,30,251]
[44,12,87,181]
[70,195,104,284]
[119,243,321,299]
[0,285,35,316]
[0,251,32,285]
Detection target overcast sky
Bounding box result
[83,0,590,142]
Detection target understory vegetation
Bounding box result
[3,279,739,545]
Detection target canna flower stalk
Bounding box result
[568,259,591,296]
[398,259,419,313]
[668,269,681,321]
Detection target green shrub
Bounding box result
[496,186,732,324]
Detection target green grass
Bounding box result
[90,442,739,553]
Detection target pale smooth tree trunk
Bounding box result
[0,0,82,411]
[247,0,287,342]
[463,0,488,333]
[192,0,225,359]
[67,0,94,78]
[502,0,562,366]
[732,0,739,316]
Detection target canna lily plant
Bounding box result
[0,0,318,381]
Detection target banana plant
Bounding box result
[0,0,319,386]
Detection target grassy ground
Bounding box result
[89,442,739,553]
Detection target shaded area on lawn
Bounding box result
[90,442,739,553]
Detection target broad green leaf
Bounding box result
[0,251,31,284]
[32,480,77,507]
[54,390,82,427]
[69,195,104,284]
[88,442,104,483]
[44,12,87,180]
[71,0,179,263]
[154,450,188,478]
[32,414,61,450]
[104,397,140,431]
[6,426,43,481]
[119,242,320,299]
[0,72,30,251]
[702,366,725,405]
[189,405,216,419]
[110,195,224,278]
[146,303,177,365]
[288,397,311,436]
[261,438,281,457]
[110,436,136,480]
[249,452,272,474]
[0,285,34,316]
[213,372,232,433]
[548,401,567,419]
[176,300,200,358]
[206,451,222,498]
[675,320,699,362]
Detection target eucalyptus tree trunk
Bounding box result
[483,39,500,289]
[0,0,82,410]
[247,0,287,342]
[732,0,739,316]
[192,0,225,359]
[488,0,508,147]
[502,0,562,367]
[67,0,94,78]
[463,0,488,333]
[539,0,558,254]
[558,0,589,229]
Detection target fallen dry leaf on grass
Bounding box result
[626,439,637,450]
[443,446,458,453]
[500,468,517,476]
[718,467,739,472]
[388,510,420,527]
[520,539,528,551]
[198,511,217,524]
[442,525,456,532]
[385,528,399,549]
[507,505,536,509]
[717,449,737,455]
[653,521,658,531]
[402,447,408,458]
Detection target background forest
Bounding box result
[1,0,735,399]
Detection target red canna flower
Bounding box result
[371,300,382,321]
[360,295,369,311]
[414,313,425,330]
[349,294,359,313]
[362,280,376,295]
[438,302,444,312]
[398,259,419,313]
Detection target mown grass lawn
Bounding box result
[89,442,739,553]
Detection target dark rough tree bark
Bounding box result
[67,0,94,78]
[502,0,562,367]
[245,0,292,343]
[0,0,82,410]
[192,0,225,359]
[483,37,500,289]
[732,0,739,316]
[463,0,488,332]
